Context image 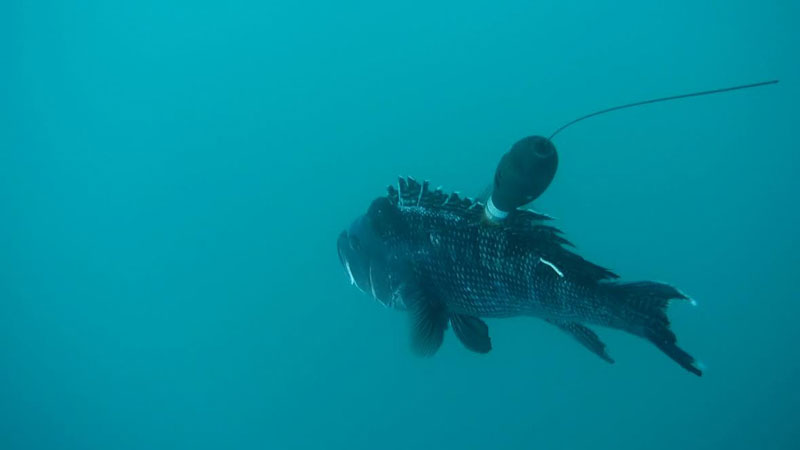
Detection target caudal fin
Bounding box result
[606,281,702,376]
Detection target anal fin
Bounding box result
[546,319,614,364]
[451,314,491,354]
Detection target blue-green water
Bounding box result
[3,1,799,449]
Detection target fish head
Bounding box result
[337,197,406,309]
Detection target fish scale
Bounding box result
[390,202,612,321]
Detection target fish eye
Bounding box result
[367,197,400,233]
[368,197,392,218]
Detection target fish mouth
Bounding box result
[337,229,402,308]
[337,231,348,267]
[337,229,373,297]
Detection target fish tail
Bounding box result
[606,281,702,376]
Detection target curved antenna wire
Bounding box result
[548,80,779,140]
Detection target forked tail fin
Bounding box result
[606,281,702,376]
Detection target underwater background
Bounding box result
[2,1,799,449]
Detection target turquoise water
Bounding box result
[3,1,798,449]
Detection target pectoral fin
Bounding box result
[546,319,614,364]
[403,282,448,357]
[451,314,491,354]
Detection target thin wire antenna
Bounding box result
[548,80,779,140]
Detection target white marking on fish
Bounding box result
[368,263,379,303]
[397,179,403,206]
[539,257,564,277]
[344,259,361,289]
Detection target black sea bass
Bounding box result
[336,81,780,376]
[337,177,702,376]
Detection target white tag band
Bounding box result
[484,196,509,222]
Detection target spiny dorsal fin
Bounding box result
[388,177,618,282]
[397,177,409,206]
[420,185,447,209]
[402,177,422,205]
[391,177,553,222]
[387,184,399,204]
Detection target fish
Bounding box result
[337,177,702,376]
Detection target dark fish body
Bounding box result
[338,177,701,376]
